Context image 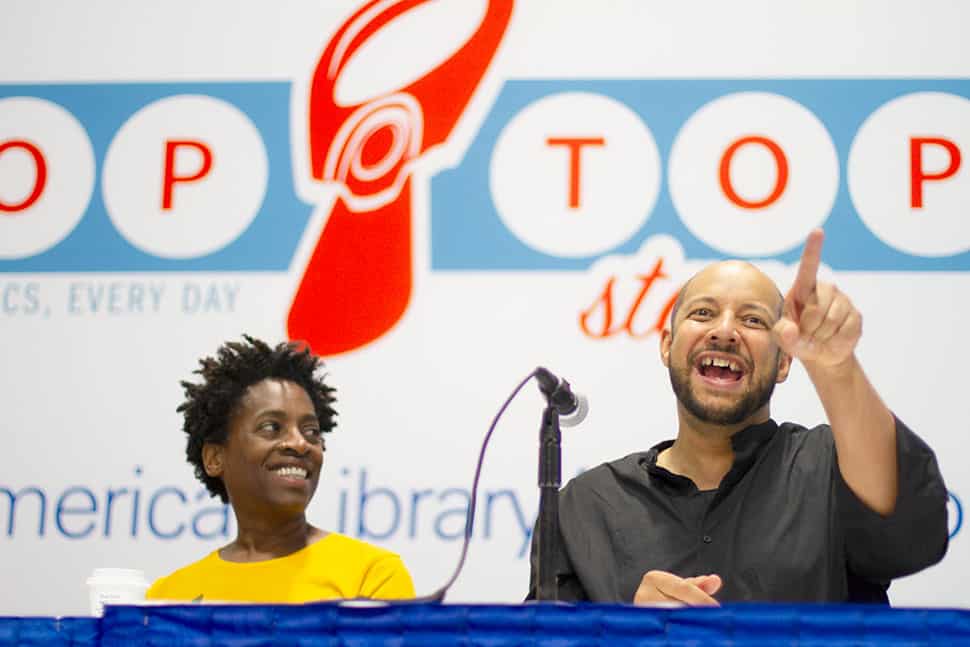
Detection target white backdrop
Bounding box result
[1,0,968,616]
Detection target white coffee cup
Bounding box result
[86,568,149,616]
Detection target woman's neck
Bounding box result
[221,514,324,562]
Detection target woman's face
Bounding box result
[204,379,325,519]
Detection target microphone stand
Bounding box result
[535,404,562,601]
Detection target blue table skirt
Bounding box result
[3,603,970,646]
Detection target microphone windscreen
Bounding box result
[559,393,589,428]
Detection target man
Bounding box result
[528,230,948,604]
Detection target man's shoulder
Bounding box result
[775,420,835,447]
[777,420,830,434]
[563,452,652,497]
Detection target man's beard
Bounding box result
[668,351,779,426]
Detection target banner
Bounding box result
[1,0,967,615]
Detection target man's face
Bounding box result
[660,262,791,427]
[203,379,324,519]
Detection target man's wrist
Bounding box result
[802,352,859,385]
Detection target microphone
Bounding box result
[534,367,589,427]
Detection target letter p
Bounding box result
[911,137,962,209]
[162,140,213,210]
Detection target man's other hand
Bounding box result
[633,570,722,606]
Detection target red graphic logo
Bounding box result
[288,0,513,356]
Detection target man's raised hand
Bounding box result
[772,229,862,368]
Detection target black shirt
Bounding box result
[528,417,948,603]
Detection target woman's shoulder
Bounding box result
[313,533,414,598]
[145,551,220,600]
[312,532,403,561]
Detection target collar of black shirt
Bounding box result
[641,419,779,496]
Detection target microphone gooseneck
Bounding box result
[393,366,588,603]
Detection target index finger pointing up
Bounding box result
[790,228,825,304]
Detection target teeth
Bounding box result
[700,357,742,372]
[274,466,308,479]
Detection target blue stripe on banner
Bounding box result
[0,83,310,272]
[432,79,970,271]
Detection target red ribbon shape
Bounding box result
[289,0,513,356]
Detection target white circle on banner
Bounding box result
[490,92,660,258]
[0,97,94,259]
[848,92,970,257]
[102,95,268,259]
[668,92,838,257]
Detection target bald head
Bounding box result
[670,261,784,330]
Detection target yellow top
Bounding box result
[146,533,415,603]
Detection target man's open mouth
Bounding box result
[696,355,745,382]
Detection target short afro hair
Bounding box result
[178,335,337,502]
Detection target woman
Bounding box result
[146,335,415,602]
